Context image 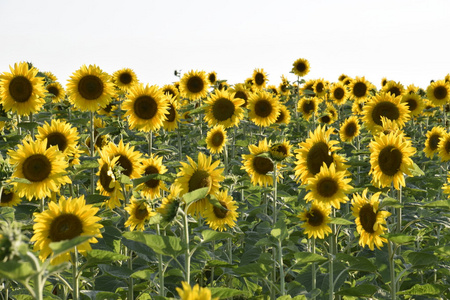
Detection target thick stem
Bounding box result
[311,237,317,299]
[273,165,278,224]
[90,111,95,195]
[148,131,153,156]
[329,210,335,300]
[71,248,79,300]
[27,252,43,300]
[277,239,285,296]
[156,224,165,296]
[389,240,397,299]
[182,209,191,284]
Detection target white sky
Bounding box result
[1,0,449,89]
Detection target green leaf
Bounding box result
[335,284,378,297]
[234,262,273,277]
[120,174,132,185]
[95,292,120,300]
[0,261,35,282]
[132,173,174,187]
[123,231,184,258]
[408,162,425,176]
[18,121,39,131]
[380,197,403,209]
[407,251,438,268]
[337,253,377,273]
[9,177,31,184]
[424,199,450,209]
[329,217,354,225]
[76,159,99,170]
[99,264,134,279]
[131,269,154,280]
[271,219,289,240]
[293,252,328,265]
[383,233,415,244]
[397,283,448,296]
[183,187,209,206]
[210,287,247,298]
[201,230,233,243]
[49,235,93,257]
[85,250,129,267]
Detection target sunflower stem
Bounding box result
[311,237,316,299]
[148,131,153,156]
[26,251,43,300]
[29,112,35,139]
[178,126,182,161]
[181,208,191,285]
[89,111,95,195]
[329,209,335,300]
[396,185,402,233]
[71,247,80,300]
[224,143,229,175]
[388,240,397,299]
[156,223,165,296]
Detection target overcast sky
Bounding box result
[1,0,449,89]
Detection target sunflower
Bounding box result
[269,140,292,161]
[424,126,446,159]
[112,68,138,91]
[352,98,366,116]
[438,133,450,162]
[380,77,388,87]
[292,58,310,77]
[206,125,228,154]
[405,84,419,95]
[348,76,374,101]
[362,92,410,133]
[351,189,391,250]
[204,190,238,232]
[274,104,291,125]
[252,68,268,90]
[298,203,332,239]
[175,152,224,217]
[339,116,361,143]
[422,99,437,117]
[401,93,424,116]
[369,131,416,190]
[123,83,169,132]
[242,139,282,187]
[176,281,218,300]
[266,85,279,96]
[43,71,58,82]
[247,91,280,127]
[279,75,290,97]
[66,64,115,112]
[207,71,217,85]
[294,125,348,185]
[329,82,348,105]
[426,80,450,106]
[7,139,71,200]
[0,61,46,116]
[30,195,103,265]
[157,184,182,223]
[179,70,210,101]
[162,95,180,131]
[0,188,21,207]
[100,140,143,180]
[229,83,250,107]
[302,79,316,98]
[124,199,157,231]
[313,79,328,98]
[218,81,229,91]
[96,154,124,209]
[203,90,245,128]
[161,84,179,101]
[382,80,405,97]
[305,163,352,209]
[36,119,80,157]
[297,97,318,120]
[136,154,168,199]
[46,81,66,103]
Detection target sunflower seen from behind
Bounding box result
[369,131,416,190]
[30,195,103,265]
[124,199,156,231]
[66,64,115,112]
[339,116,361,143]
[179,70,210,101]
[123,84,169,132]
[203,90,245,128]
[298,202,332,239]
[0,62,46,116]
[7,139,71,200]
[362,92,410,133]
[206,125,228,154]
[204,190,238,232]
[351,189,391,251]
[424,126,446,159]
[426,80,450,106]
[248,90,280,127]
[175,152,224,217]
[112,68,138,92]
[292,58,310,77]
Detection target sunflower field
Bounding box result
[0,60,450,300]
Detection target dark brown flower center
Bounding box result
[47,86,60,98]
[117,155,133,177]
[387,86,401,97]
[276,110,285,123]
[359,204,377,234]
[211,131,225,147]
[371,101,400,126]
[378,146,403,176]
[315,82,324,94]
[344,122,357,137]
[212,98,235,121]
[306,142,334,175]
[165,103,176,122]
[134,96,158,120]
[208,73,216,84]
[445,140,450,154]
[296,62,306,73]
[306,208,324,226]
[253,156,273,175]
[99,164,115,193]
[46,132,68,152]
[9,76,33,103]
[429,134,441,151]
[213,201,228,219]
[135,206,149,220]
[254,73,265,86]
[234,91,248,107]
[187,76,204,94]
[302,100,316,114]
[78,75,104,100]
[320,115,331,124]
[49,214,83,242]
[22,154,51,182]
[333,87,345,100]
[119,72,132,85]
[255,99,273,118]
[434,86,448,100]
[0,191,13,204]
[188,170,211,192]
[353,82,367,98]
[316,178,339,198]
[405,98,418,112]
[144,165,160,188]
